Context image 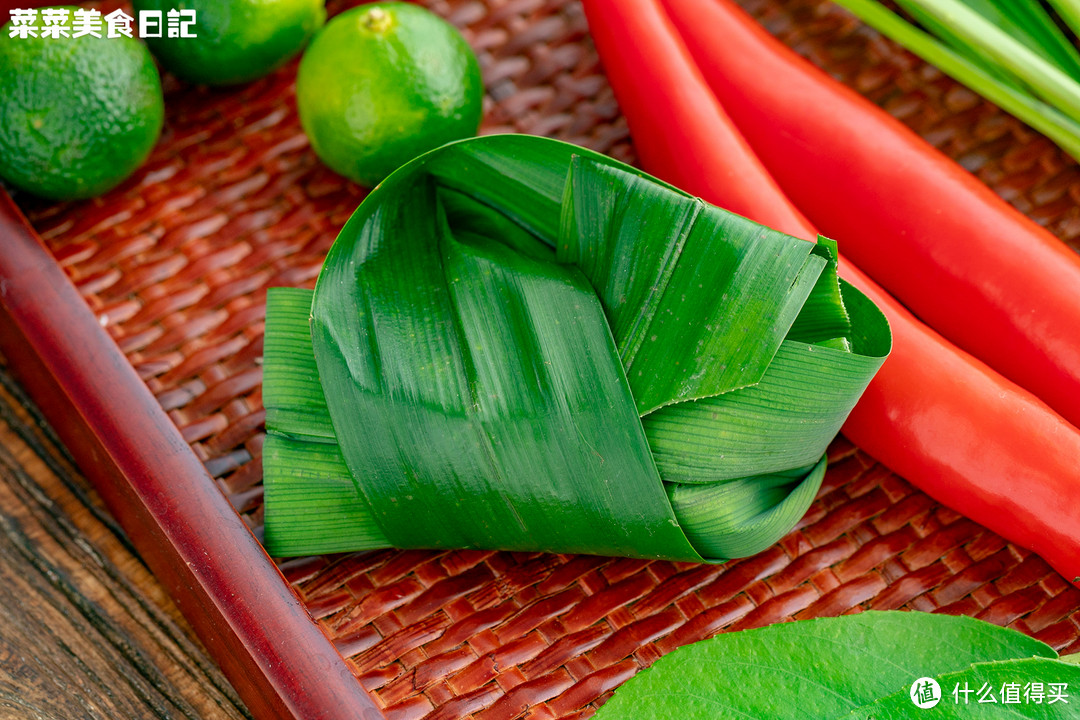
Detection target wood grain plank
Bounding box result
[0,364,250,720]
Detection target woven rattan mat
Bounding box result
[18,0,1080,718]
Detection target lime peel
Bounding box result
[0,11,164,200]
[133,0,326,86]
[296,2,484,187]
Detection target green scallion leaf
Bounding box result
[832,0,1080,161]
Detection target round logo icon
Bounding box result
[910,677,942,709]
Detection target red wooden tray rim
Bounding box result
[0,190,381,719]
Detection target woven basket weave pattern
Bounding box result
[20,0,1080,718]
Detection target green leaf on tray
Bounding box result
[262,134,890,560]
[593,611,1071,720]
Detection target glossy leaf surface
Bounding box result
[594,612,1062,719]
[263,135,889,559]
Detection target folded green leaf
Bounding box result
[263,135,889,560]
[593,611,1063,720]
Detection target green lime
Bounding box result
[297,2,484,187]
[0,8,165,201]
[133,0,326,86]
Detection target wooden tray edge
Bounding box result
[0,190,385,720]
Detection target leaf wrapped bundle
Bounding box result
[262,135,890,561]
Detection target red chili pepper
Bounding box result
[581,0,1080,584]
[658,0,1080,431]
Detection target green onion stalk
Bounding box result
[833,0,1080,162]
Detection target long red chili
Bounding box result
[658,0,1080,430]
[581,0,1080,584]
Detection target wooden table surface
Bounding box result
[0,360,249,720]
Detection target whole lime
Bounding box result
[297,2,484,187]
[0,9,165,201]
[132,0,326,86]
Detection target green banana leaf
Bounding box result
[262,135,890,560]
[592,611,1074,720]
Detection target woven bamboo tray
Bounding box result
[2,0,1079,718]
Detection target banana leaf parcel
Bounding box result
[261,135,891,561]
